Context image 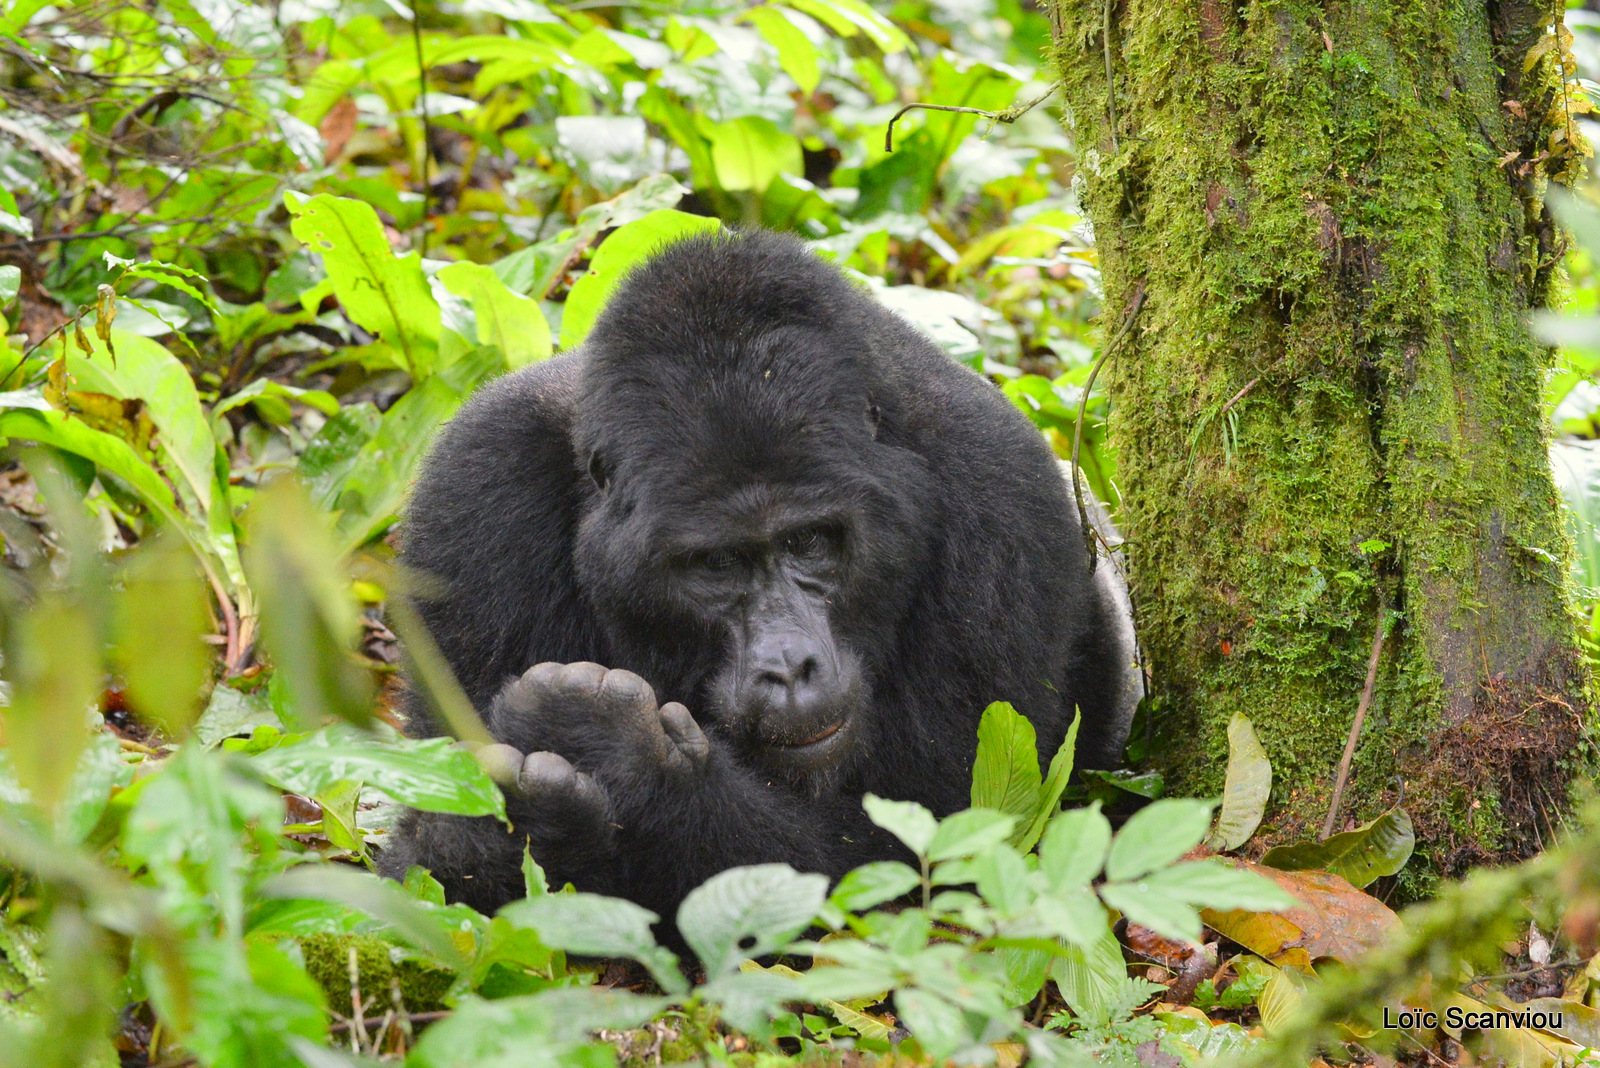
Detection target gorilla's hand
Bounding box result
[487,662,711,789]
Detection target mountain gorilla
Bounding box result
[378,231,1140,926]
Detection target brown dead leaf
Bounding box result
[1203,861,1399,967]
[320,97,359,164]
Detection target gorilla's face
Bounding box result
[669,513,867,775]
[572,436,896,788]
[568,242,939,790]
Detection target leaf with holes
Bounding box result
[677,864,828,979]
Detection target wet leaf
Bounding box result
[1207,712,1271,851]
[1260,806,1414,888]
[1202,862,1398,965]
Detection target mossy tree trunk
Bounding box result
[1048,0,1591,878]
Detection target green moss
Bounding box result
[1050,0,1592,868]
[298,932,454,1014]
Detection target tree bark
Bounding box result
[1048,0,1591,879]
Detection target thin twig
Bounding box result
[1072,285,1146,572]
[1218,377,1259,417]
[1322,609,1388,840]
[329,1009,449,1036]
[883,83,1058,152]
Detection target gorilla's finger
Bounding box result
[476,742,525,784]
[596,668,657,721]
[659,702,709,769]
[552,662,609,702]
[517,750,578,795]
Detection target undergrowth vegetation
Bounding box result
[0,0,1598,1066]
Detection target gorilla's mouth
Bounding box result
[783,721,844,748]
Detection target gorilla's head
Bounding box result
[570,232,937,788]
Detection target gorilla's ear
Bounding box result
[588,451,610,491]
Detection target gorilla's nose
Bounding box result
[755,648,820,691]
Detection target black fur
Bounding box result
[379,231,1137,927]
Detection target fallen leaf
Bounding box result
[1203,862,1398,966]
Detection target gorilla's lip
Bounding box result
[785,721,844,748]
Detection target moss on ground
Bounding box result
[298,931,454,1016]
[1049,0,1593,873]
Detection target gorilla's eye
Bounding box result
[588,452,610,491]
[700,548,741,573]
[782,527,827,560]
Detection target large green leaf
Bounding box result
[1259,807,1415,889]
[699,115,802,193]
[829,860,921,912]
[1018,709,1080,853]
[499,893,685,993]
[744,7,820,93]
[927,808,1016,862]
[407,989,669,1068]
[1207,712,1272,851]
[559,208,720,349]
[970,701,1042,826]
[676,863,828,979]
[247,727,504,819]
[1103,798,1215,882]
[436,261,551,370]
[777,0,909,51]
[328,345,500,551]
[1037,802,1110,889]
[68,329,216,514]
[243,478,375,730]
[284,192,440,378]
[862,794,938,856]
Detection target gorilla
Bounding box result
[378,230,1140,926]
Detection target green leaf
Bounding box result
[1097,881,1203,944]
[700,115,802,193]
[677,864,828,979]
[1135,860,1300,912]
[70,329,218,515]
[1207,712,1272,851]
[248,727,505,819]
[745,7,820,93]
[264,864,470,972]
[1259,807,1415,889]
[893,987,968,1062]
[778,0,909,51]
[701,968,806,1035]
[1104,798,1215,882]
[862,793,938,855]
[927,807,1017,861]
[1037,802,1110,888]
[109,533,212,739]
[436,261,552,370]
[212,379,341,429]
[313,778,366,860]
[1027,885,1109,948]
[243,477,375,730]
[285,192,440,378]
[559,208,720,349]
[970,701,1042,825]
[328,345,500,551]
[499,894,685,993]
[1018,709,1080,852]
[830,861,921,912]
[407,989,669,1068]
[0,264,19,305]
